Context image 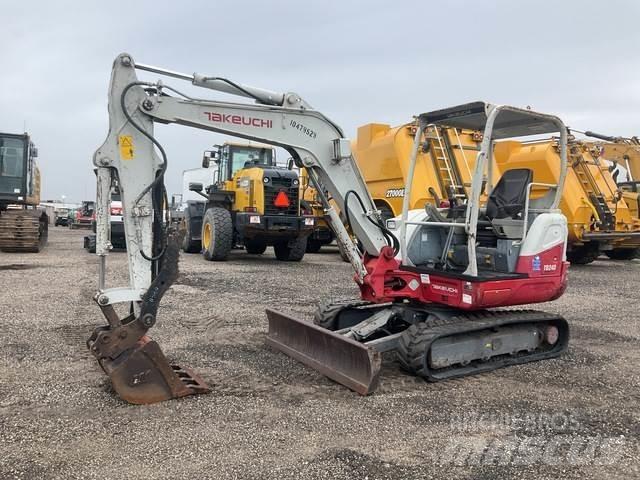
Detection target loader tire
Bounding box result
[396,316,454,376]
[605,248,639,260]
[566,244,599,265]
[245,238,267,255]
[201,207,232,261]
[274,235,307,261]
[84,235,96,253]
[306,238,323,253]
[182,216,201,253]
[374,201,395,224]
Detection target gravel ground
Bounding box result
[0,228,638,479]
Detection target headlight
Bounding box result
[292,179,299,186]
[263,177,270,184]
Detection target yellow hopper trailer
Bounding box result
[583,132,640,222]
[352,122,480,219]
[353,122,640,263]
[492,139,640,262]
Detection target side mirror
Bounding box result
[287,158,294,170]
[202,150,221,168]
[31,147,38,158]
[189,182,203,193]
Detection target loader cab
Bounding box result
[203,142,275,184]
[0,133,36,206]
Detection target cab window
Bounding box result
[0,138,25,177]
[229,147,273,175]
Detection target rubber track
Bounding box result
[397,309,569,382]
[313,298,376,330]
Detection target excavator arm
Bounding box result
[89,53,389,403]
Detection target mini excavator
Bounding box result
[89,54,570,404]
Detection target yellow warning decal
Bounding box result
[119,135,134,160]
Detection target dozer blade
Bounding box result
[265,309,381,395]
[97,335,210,405]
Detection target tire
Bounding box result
[85,236,96,253]
[245,238,267,254]
[566,243,599,265]
[306,238,322,253]
[201,207,233,261]
[374,201,395,224]
[605,248,640,260]
[396,316,453,377]
[182,216,201,253]
[274,235,307,261]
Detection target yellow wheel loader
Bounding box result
[182,142,315,261]
[352,122,640,264]
[0,133,48,252]
[299,167,334,253]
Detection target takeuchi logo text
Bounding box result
[204,112,273,128]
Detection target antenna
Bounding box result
[23,120,27,134]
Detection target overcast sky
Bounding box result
[2,0,639,203]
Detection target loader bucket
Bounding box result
[98,336,210,405]
[265,309,382,395]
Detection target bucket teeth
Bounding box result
[98,336,210,405]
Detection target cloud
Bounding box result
[1,0,639,202]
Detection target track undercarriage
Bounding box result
[266,300,569,395]
[0,209,48,253]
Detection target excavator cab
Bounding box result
[0,133,48,252]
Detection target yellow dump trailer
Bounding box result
[353,121,640,263]
[353,122,480,219]
[493,140,640,262]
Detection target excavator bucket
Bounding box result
[265,309,381,395]
[95,335,210,405]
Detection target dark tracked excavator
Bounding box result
[0,133,48,252]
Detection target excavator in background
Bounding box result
[353,122,640,263]
[88,54,570,404]
[0,132,48,252]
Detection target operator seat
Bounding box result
[486,168,533,220]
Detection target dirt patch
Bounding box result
[0,264,36,271]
